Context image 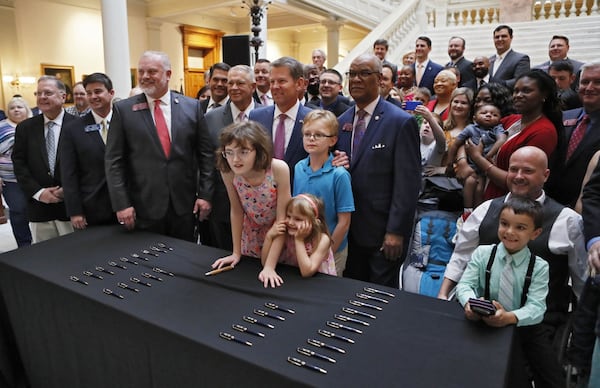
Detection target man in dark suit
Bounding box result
[12,76,76,242]
[338,54,421,288]
[200,62,230,113]
[489,25,530,89]
[60,73,116,229]
[412,36,443,95]
[546,62,600,208]
[249,56,311,183]
[549,61,582,111]
[373,39,398,78]
[463,56,491,93]
[534,35,584,80]
[252,59,273,106]
[317,69,350,117]
[204,65,261,250]
[304,64,321,105]
[446,36,475,88]
[105,51,214,241]
[380,64,402,108]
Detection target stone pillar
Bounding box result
[101,0,131,99]
[323,17,343,68]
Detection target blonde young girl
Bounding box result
[211,121,291,287]
[262,194,337,279]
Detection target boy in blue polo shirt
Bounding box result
[293,110,354,276]
[456,196,553,387]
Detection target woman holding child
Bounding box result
[465,70,564,200]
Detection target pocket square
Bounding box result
[84,124,101,132]
[372,143,386,150]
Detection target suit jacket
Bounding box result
[320,96,351,117]
[582,155,600,243]
[412,60,443,95]
[534,58,585,74]
[248,103,312,183]
[105,92,214,221]
[59,113,115,225]
[545,108,600,208]
[205,101,262,222]
[450,57,475,87]
[337,98,421,247]
[489,50,530,89]
[199,98,209,114]
[11,112,77,222]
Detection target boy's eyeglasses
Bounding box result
[303,133,335,140]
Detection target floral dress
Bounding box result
[234,168,278,258]
[280,235,337,276]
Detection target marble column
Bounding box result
[101,0,131,99]
[323,17,343,68]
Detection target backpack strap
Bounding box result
[520,252,536,307]
[484,244,498,301]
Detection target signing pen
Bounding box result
[297,347,336,363]
[342,307,376,319]
[307,338,346,354]
[349,299,383,311]
[265,302,295,314]
[287,357,327,374]
[205,265,234,276]
[219,332,252,346]
[364,286,395,298]
[254,309,285,321]
[318,329,355,344]
[232,324,265,338]
[327,320,363,334]
[243,315,275,329]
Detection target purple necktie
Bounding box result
[274,114,287,160]
[352,109,367,156]
[566,114,589,160]
[261,94,268,106]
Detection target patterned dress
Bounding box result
[280,235,337,276]
[234,168,278,258]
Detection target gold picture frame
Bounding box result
[40,64,75,103]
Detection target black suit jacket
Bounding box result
[489,50,530,89]
[105,92,214,221]
[60,113,115,225]
[199,98,209,114]
[451,57,475,87]
[319,96,351,117]
[546,109,600,208]
[12,112,77,222]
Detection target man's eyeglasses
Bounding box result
[222,149,255,159]
[303,133,335,140]
[320,79,341,86]
[345,70,379,79]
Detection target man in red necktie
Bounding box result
[105,51,214,241]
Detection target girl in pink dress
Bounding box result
[263,194,337,278]
[211,121,291,287]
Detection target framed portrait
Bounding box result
[41,64,75,103]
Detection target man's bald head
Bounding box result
[507,146,550,199]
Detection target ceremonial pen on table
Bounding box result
[70,276,88,285]
[318,329,355,344]
[220,332,252,346]
[342,307,376,319]
[254,309,285,321]
[265,302,295,314]
[118,282,139,293]
[356,292,389,304]
[83,271,103,280]
[297,347,336,363]
[153,267,174,277]
[95,266,115,275]
[287,357,327,374]
[205,265,234,276]
[130,277,152,287]
[349,299,383,311]
[334,314,370,326]
[243,315,275,329]
[232,324,265,337]
[364,286,395,298]
[307,338,346,354]
[327,321,362,334]
[103,288,124,299]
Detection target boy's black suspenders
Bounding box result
[484,244,536,308]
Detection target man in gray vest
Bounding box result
[438,146,587,387]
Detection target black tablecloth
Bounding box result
[0,226,512,387]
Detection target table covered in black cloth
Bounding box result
[0,226,512,387]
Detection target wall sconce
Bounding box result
[3,75,36,89]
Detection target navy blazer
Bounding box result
[546,108,600,207]
[337,98,421,247]
[12,112,77,222]
[105,92,214,221]
[248,103,312,183]
[489,50,530,89]
[412,60,443,95]
[60,112,115,225]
